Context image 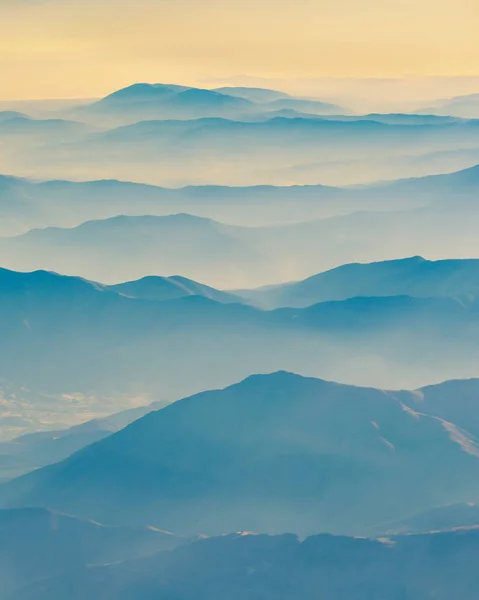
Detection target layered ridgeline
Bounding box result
[0,115,90,142]
[2,372,479,538]
[0,174,358,236]
[21,116,479,186]
[4,82,479,186]
[3,194,479,287]
[2,265,479,428]
[0,266,254,437]
[1,163,479,237]
[9,529,479,600]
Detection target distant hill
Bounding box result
[320,113,466,125]
[3,372,479,536]
[0,403,160,481]
[1,163,479,237]
[378,502,479,535]
[0,115,89,141]
[261,97,348,115]
[0,173,365,235]
[0,213,267,287]
[238,257,479,308]
[213,85,292,102]
[101,82,190,103]
[420,93,479,118]
[0,111,27,122]
[28,112,479,186]
[366,163,479,203]
[109,275,244,304]
[80,83,255,124]
[77,83,348,125]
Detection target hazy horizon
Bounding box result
[3,76,479,114]
[1,0,479,110]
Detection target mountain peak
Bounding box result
[100,82,190,103]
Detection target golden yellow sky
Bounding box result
[1,0,479,100]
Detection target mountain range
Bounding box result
[0,174,359,235]
[2,74,479,600]
[1,163,479,238]
[74,83,347,126]
[3,264,479,409]
[12,108,479,186]
[3,199,479,287]
[4,82,479,187]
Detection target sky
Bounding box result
[1,0,479,101]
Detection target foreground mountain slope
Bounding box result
[10,528,479,600]
[3,372,479,536]
[0,507,185,596]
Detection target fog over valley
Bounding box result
[1,26,479,598]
